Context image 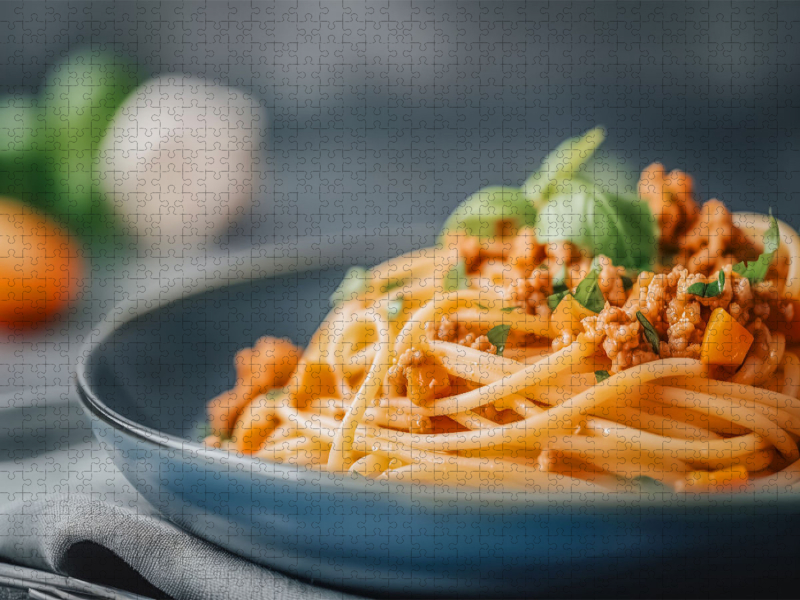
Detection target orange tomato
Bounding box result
[0,198,84,326]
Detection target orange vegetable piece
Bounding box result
[206,336,301,437]
[235,336,301,391]
[549,294,596,339]
[286,359,339,410]
[231,395,280,454]
[207,387,253,439]
[700,308,754,367]
[0,198,84,326]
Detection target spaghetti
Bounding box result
[205,130,800,494]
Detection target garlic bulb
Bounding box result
[97,76,265,247]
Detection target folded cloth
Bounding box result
[0,495,357,600]
[0,388,359,600]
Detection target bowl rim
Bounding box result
[74,234,800,512]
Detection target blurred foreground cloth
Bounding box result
[0,387,358,600]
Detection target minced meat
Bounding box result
[426,315,498,353]
[384,348,452,406]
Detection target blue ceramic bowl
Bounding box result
[76,235,800,598]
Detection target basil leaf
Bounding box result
[501,306,522,313]
[443,260,469,292]
[686,269,725,299]
[438,186,537,243]
[552,264,569,295]
[595,370,610,384]
[732,210,779,286]
[525,128,657,272]
[523,127,606,208]
[476,303,489,310]
[534,189,658,272]
[635,311,660,355]
[573,268,605,313]
[330,266,368,306]
[764,209,780,254]
[381,279,405,293]
[487,324,512,356]
[547,290,570,311]
[686,281,708,297]
[621,275,633,291]
[704,270,725,298]
[388,296,404,321]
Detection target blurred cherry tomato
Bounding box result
[0,197,84,326]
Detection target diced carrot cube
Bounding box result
[700,308,754,367]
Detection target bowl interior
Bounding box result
[87,266,348,440]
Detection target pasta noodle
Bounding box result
[205,139,800,495]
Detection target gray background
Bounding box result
[2,1,799,245]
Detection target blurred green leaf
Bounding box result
[40,48,140,221]
[0,96,46,205]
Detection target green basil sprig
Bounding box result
[546,264,606,313]
[547,289,570,311]
[524,127,657,272]
[523,127,606,208]
[732,209,780,286]
[573,267,605,313]
[635,311,660,355]
[687,270,725,299]
[487,324,512,356]
[552,264,569,295]
[438,186,537,244]
[621,275,634,290]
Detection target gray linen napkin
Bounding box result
[0,388,359,600]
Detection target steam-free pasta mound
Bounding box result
[205,128,800,494]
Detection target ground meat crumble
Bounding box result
[502,267,553,317]
[676,199,754,275]
[638,163,757,276]
[638,163,699,245]
[581,305,659,373]
[596,255,628,307]
[384,348,452,407]
[452,219,518,273]
[425,314,497,353]
[579,264,787,374]
[500,240,596,317]
[443,163,790,376]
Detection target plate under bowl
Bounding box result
[76,235,800,598]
